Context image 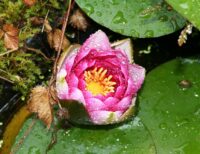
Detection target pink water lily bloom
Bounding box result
[56,30,145,125]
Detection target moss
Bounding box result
[0,0,67,97]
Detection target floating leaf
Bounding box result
[9,57,200,153]
[138,57,200,153]
[166,0,200,30]
[12,117,156,154]
[76,0,186,38]
[27,86,53,128]
[3,24,19,50]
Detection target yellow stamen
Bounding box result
[84,67,116,96]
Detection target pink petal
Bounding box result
[61,47,79,73]
[94,60,119,71]
[90,111,122,124]
[75,30,111,64]
[68,72,79,88]
[125,64,145,96]
[114,85,126,99]
[78,77,86,91]
[87,49,116,59]
[69,87,85,105]
[104,97,119,111]
[115,96,132,111]
[82,90,96,100]
[85,98,106,111]
[116,51,129,80]
[56,69,69,99]
[74,59,95,77]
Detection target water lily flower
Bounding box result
[56,30,145,125]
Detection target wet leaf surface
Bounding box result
[11,57,200,153]
[138,57,200,153]
[76,0,186,38]
[166,0,200,30]
[12,117,156,154]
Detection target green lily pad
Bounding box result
[76,0,186,38]
[138,57,200,153]
[10,57,200,153]
[12,117,156,154]
[166,0,200,30]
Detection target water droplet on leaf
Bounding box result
[159,15,168,22]
[96,11,102,17]
[84,4,94,15]
[130,29,140,37]
[112,11,127,24]
[109,0,119,5]
[159,123,167,130]
[144,30,154,37]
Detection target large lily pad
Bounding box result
[9,57,200,153]
[76,0,186,38]
[11,117,155,154]
[138,57,200,153]
[166,0,200,30]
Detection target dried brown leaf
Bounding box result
[44,19,52,33]
[3,24,19,36]
[27,86,53,128]
[69,9,89,31]
[3,24,19,50]
[23,0,37,6]
[0,29,4,39]
[47,29,70,52]
[49,85,58,105]
[30,17,44,26]
[178,24,193,47]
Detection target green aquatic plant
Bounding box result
[0,0,68,97]
[0,49,42,96]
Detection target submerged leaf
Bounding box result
[27,86,53,128]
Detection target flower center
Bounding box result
[84,67,116,96]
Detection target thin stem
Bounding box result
[0,48,18,57]
[48,0,73,107]
[0,75,14,84]
[53,0,72,76]
[41,10,50,33]
[25,47,52,61]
